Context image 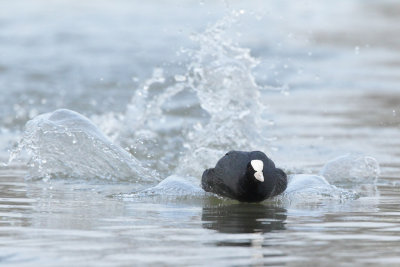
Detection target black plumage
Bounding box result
[201,151,287,202]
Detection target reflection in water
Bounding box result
[0,174,33,230]
[202,203,287,234]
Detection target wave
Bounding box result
[320,154,380,185]
[9,109,159,182]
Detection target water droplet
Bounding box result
[281,90,290,96]
[393,110,396,117]
[174,75,186,82]
[354,46,360,55]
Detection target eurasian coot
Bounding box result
[201,150,287,202]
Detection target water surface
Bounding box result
[1,0,400,266]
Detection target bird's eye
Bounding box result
[225,153,229,156]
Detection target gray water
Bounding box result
[1,0,400,266]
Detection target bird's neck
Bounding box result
[238,172,259,195]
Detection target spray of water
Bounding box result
[6,13,380,204]
[175,13,270,175]
[9,109,158,182]
[10,12,270,181]
[96,12,274,178]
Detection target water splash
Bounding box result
[187,14,267,146]
[174,13,272,175]
[111,12,275,178]
[118,68,189,175]
[119,173,358,203]
[9,109,159,182]
[9,12,274,182]
[7,12,375,206]
[278,174,358,203]
[320,154,380,185]
[130,175,204,197]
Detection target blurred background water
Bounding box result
[1,0,400,266]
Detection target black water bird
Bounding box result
[201,151,287,202]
